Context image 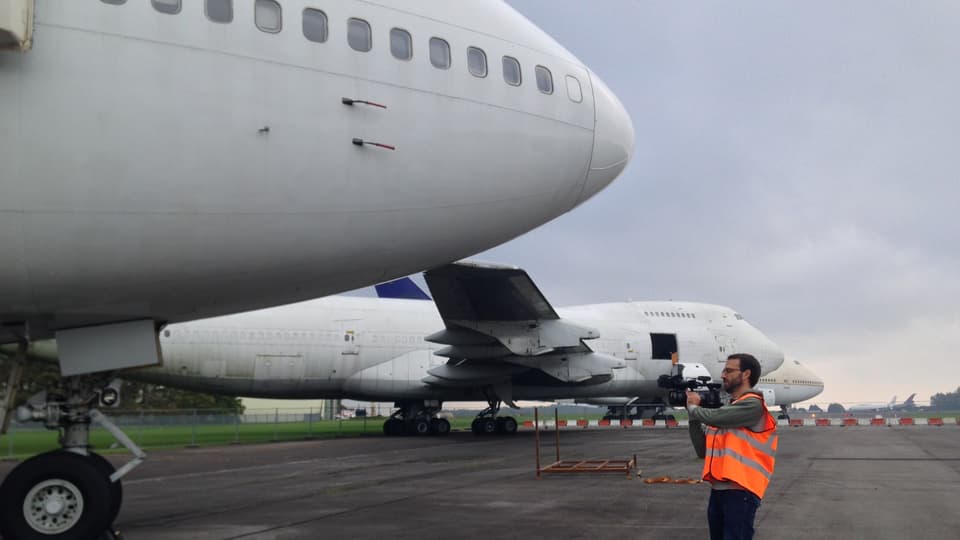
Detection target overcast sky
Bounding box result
[471,0,959,407]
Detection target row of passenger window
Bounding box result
[759,377,822,386]
[645,311,696,319]
[102,0,584,102]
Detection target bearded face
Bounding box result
[721,360,745,393]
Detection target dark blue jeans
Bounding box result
[708,489,761,540]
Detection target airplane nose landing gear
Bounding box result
[0,376,142,540]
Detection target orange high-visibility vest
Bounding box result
[702,392,778,499]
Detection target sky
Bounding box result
[249,1,960,411]
[473,0,960,407]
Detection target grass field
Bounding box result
[0,417,408,459]
[0,414,561,460]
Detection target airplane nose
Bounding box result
[579,72,635,204]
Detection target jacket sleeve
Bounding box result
[688,419,707,459]
[687,395,764,429]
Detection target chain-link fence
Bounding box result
[1,407,384,460]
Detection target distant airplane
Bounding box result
[121,263,785,439]
[892,393,919,411]
[574,358,824,421]
[0,2,634,539]
[848,393,917,413]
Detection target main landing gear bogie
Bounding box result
[470,398,518,436]
[382,401,451,436]
[469,416,518,435]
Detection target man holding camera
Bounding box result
[686,353,778,540]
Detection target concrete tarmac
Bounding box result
[3,426,959,539]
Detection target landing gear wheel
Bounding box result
[480,418,497,435]
[0,451,113,540]
[383,418,403,436]
[496,416,518,434]
[84,453,122,527]
[412,419,432,436]
[431,418,451,435]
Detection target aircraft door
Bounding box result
[716,334,736,361]
[338,320,362,356]
[649,333,677,360]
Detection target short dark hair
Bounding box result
[728,353,761,387]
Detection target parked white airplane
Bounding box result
[755,359,825,419]
[848,393,916,413]
[575,358,823,421]
[0,2,633,538]
[121,263,785,439]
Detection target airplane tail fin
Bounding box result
[375,277,431,300]
[903,393,916,405]
[888,395,897,407]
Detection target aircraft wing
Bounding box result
[421,262,624,393]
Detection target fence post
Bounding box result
[6,423,13,460]
[138,410,144,446]
[189,409,198,447]
[307,407,313,439]
[273,408,279,441]
[234,410,240,444]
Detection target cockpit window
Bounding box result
[430,38,451,69]
[467,47,487,77]
[566,75,583,103]
[152,0,181,14]
[302,9,328,43]
[205,0,233,23]
[348,18,372,52]
[255,0,282,33]
[502,56,522,86]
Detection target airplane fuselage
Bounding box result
[0,0,632,342]
[128,296,784,404]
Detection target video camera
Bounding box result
[657,364,724,409]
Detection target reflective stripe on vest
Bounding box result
[702,393,778,499]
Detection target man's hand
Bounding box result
[686,391,701,407]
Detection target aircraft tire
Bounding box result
[431,418,451,435]
[39,451,122,528]
[480,418,497,435]
[85,452,123,527]
[498,417,518,434]
[412,419,432,436]
[0,451,113,540]
[383,418,403,436]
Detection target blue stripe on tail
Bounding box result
[375,277,431,300]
